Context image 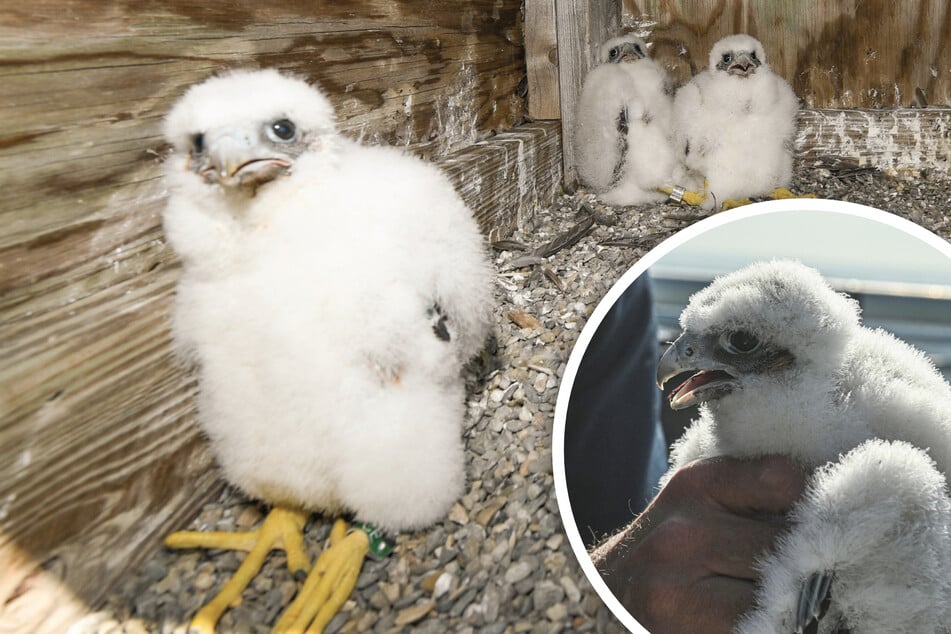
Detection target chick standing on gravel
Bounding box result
[161,69,494,633]
[575,35,680,206]
[672,34,800,210]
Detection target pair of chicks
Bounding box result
[575,33,800,210]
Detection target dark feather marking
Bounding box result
[617,106,630,133]
[491,239,529,252]
[428,303,451,342]
[802,582,835,634]
[611,107,629,185]
[579,201,617,226]
[533,215,595,258]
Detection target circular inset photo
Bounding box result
[553,198,951,634]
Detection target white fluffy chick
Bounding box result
[673,34,800,209]
[574,35,678,206]
[657,260,951,634]
[162,68,494,632]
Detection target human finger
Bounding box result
[629,569,757,634]
[668,454,806,516]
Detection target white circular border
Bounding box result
[551,197,951,633]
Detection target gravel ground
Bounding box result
[80,165,949,634]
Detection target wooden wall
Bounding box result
[530,0,951,185]
[553,0,621,183]
[625,0,951,108]
[0,2,539,631]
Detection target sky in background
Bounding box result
[649,207,951,294]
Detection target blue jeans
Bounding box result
[564,276,667,548]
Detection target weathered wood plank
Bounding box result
[439,122,563,240]
[626,0,951,108]
[554,0,620,186]
[0,0,528,250]
[525,0,561,120]
[0,223,222,631]
[796,108,951,176]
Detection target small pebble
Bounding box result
[560,576,582,603]
[433,572,454,599]
[192,570,215,592]
[394,601,435,626]
[235,505,264,528]
[448,503,469,525]
[504,561,534,584]
[546,602,569,622]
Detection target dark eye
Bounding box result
[750,50,759,61]
[609,47,620,61]
[634,44,644,57]
[191,133,205,154]
[266,118,297,142]
[721,53,733,65]
[720,330,760,354]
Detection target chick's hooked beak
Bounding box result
[727,51,760,77]
[619,42,647,63]
[190,127,293,191]
[656,333,739,410]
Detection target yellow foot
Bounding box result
[273,519,370,634]
[658,185,708,206]
[720,197,752,210]
[770,187,817,200]
[165,506,312,634]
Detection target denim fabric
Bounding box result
[564,275,666,548]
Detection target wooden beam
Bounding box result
[554,0,621,186]
[525,0,562,119]
[796,108,951,176]
[440,122,563,240]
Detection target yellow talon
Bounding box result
[658,185,708,206]
[679,189,708,206]
[165,506,312,634]
[720,197,751,210]
[273,519,370,634]
[771,187,816,200]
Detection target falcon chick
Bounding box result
[657,260,951,633]
[162,69,494,633]
[574,35,678,206]
[673,34,800,209]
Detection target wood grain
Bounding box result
[0,2,535,630]
[525,0,561,120]
[555,0,621,185]
[796,108,951,175]
[439,122,563,240]
[626,0,951,108]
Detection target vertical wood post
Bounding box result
[554,0,621,186]
[525,0,562,120]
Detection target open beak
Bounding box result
[192,129,293,190]
[656,333,739,410]
[727,52,759,77]
[619,43,646,63]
